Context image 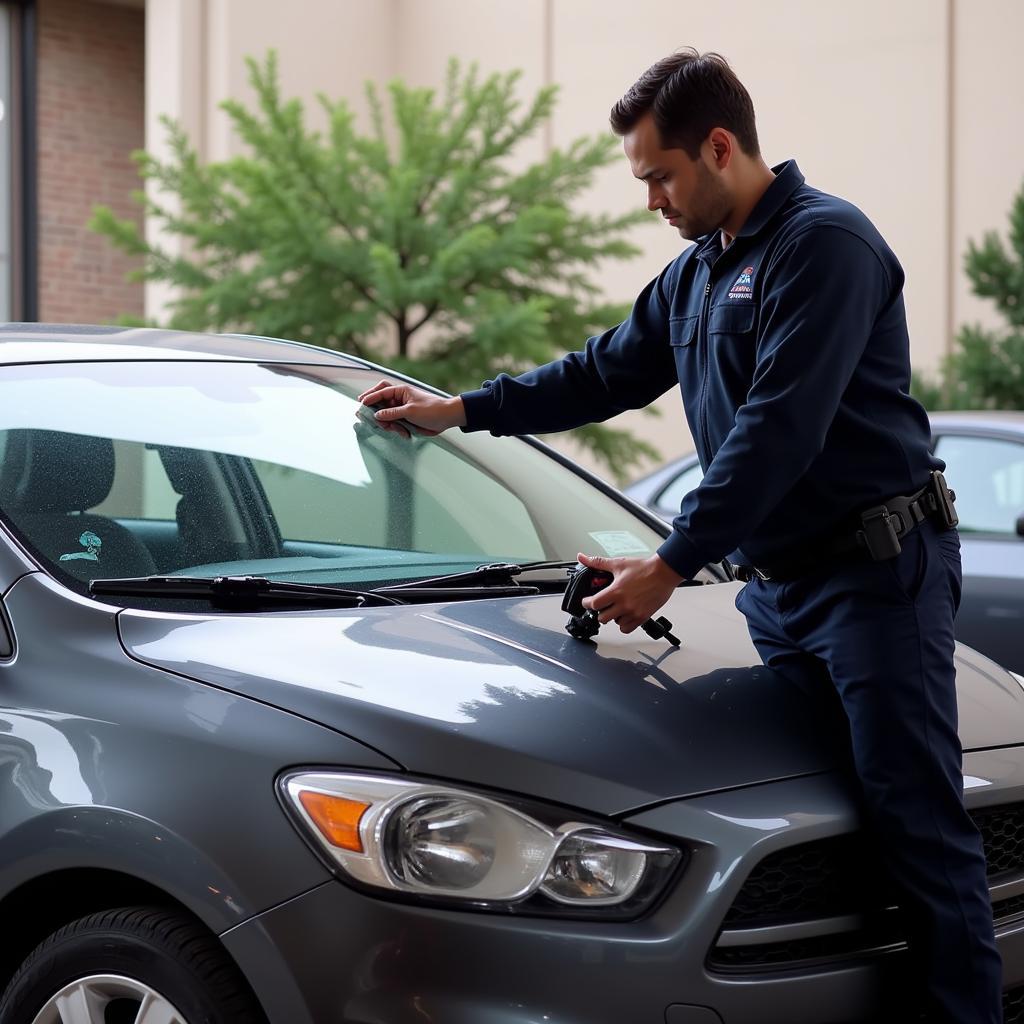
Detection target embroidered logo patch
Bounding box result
[59,531,103,563]
[728,265,755,300]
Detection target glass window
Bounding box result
[88,442,180,522]
[0,361,664,591]
[0,430,183,576]
[251,442,545,558]
[251,452,390,548]
[935,434,1024,535]
[654,461,704,516]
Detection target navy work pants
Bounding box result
[735,521,1003,1023]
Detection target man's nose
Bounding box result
[646,186,666,212]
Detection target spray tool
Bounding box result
[561,563,681,646]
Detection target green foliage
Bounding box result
[90,53,660,480]
[914,177,1024,410]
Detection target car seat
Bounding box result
[0,429,158,582]
[155,445,256,569]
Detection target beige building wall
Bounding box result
[148,0,399,163]
[952,0,1024,335]
[143,0,1024,481]
[204,0,399,161]
[394,0,548,169]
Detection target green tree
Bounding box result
[913,177,1024,410]
[90,52,660,481]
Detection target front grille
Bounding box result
[711,803,1024,971]
[977,804,1024,877]
[720,833,894,926]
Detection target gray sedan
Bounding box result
[625,411,1024,675]
[0,324,1023,1024]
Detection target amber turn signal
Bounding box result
[298,790,371,852]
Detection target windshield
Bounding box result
[0,360,665,597]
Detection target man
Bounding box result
[359,49,1002,1022]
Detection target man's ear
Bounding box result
[706,127,733,170]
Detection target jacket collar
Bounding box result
[736,159,804,238]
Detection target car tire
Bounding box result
[0,906,266,1024]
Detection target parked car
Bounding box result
[1,324,1024,1024]
[625,411,1024,676]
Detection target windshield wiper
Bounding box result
[374,560,579,594]
[90,575,405,608]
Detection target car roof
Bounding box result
[0,323,367,368]
[929,410,1024,434]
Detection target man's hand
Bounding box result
[579,552,685,634]
[357,381,467,438]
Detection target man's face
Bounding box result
[623,112,731,241]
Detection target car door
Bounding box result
[933,430,1024,674]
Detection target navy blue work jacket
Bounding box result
[460,161,941,580]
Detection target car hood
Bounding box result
[118,581,1024,816]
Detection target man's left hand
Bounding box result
[578,552,685,633]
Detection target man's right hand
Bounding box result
[357,380,467,439]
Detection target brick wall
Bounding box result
[36,0,144,324]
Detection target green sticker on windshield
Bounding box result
[588,531,650,556]
[59,531,103,563]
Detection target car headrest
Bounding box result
[0,429,116,513]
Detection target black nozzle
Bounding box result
[641,615,681,647]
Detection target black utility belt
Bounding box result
[731,470,959,584]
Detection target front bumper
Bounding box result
[222,750,1024,1024]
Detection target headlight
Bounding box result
[541,830,651,905]
[280,772,682,918]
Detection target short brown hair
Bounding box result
[609,49,759,159]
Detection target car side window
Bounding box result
[934,434,1024,535]
[89,442,180,522]
[655,462,705,516]
[251,452,390,548]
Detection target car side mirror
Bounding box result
[1017,513,1024,539]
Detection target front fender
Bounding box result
[0,805,263,931]
[0,574,402,933]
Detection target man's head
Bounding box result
[610,49,763,241]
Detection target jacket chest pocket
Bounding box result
[708,303,757,341]
[669,315,698,348]
[708,303,758,380]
